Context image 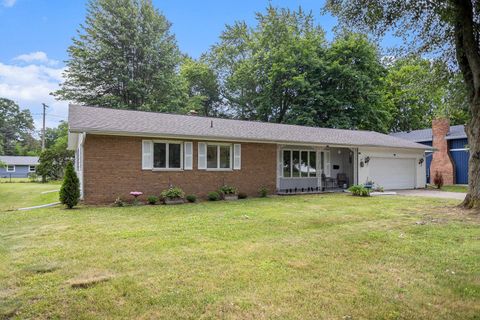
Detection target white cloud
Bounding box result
[2,0,17,7]
[0,56,68,130]
[13,51,59,66]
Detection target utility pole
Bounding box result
[41,103,49,151]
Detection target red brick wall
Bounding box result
[82,135,277,204]
[431,118,455,185]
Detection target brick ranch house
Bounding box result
[68,105,430,204]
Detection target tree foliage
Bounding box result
[54,0,183,111]
[324,0,480,208]
[0,98,37,156]
[36,121,74,182]
[384,56,465,132]
[59,161,80,209]
[179,57,221,116]
[207,7,391,131]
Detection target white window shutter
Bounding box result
[233,144,241,170]
[184,142,193,170]
[198,142,207,170]
[142,140,153,170]
[324,150,331,177]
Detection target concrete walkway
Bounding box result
[18,202,60,211]
[395,189,466,200]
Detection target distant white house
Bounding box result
[0,156,39,178]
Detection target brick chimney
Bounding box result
[430,118,455,184]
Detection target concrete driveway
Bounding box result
[394,189,467,200]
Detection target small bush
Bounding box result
[59,161,80,209]
[28,172,39,182]
[259,186,268,197]
[113,197,124,207]
[161,186,185,200]
[207,191,220,201]
[147,195,159,205]
[348,184,370,197]
[433,171,444,189]
[186,194,197,203]
[373,185,384,192]
[219,185,237,195]
[238,192,248,199]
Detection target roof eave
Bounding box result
[69,128,429,151]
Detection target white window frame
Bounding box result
[29,165,36,172]
[6,165,15,172]
[206,143,232,171]
[152,140,184,171]
[281,149,317,179]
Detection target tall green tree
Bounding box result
[385,57,469,132]
[325,0,480,208]
[209,6,326,123]
[385,57,448,132]
[36,121,74,182]
[0,98,37,156]
[179,57,221,116]
[54,0,183,111]
[208,8,391,131]
[320,32,390,132]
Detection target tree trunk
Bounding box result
[461,98,480,209]
[453,0,480,210]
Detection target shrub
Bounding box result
[219,185,237,195]
[348,184,370,197]
[28,172,39,182]
[161,186,185,200]
[207,191,220,201]
[147,195,159,205]
[373,185,384,192]
[59,161,80,209]
[238,192,248,199]
[186,194,197,203]
[258,186,268,197]
[433,171,444,189]
[113,197,125,207]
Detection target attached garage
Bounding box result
[368,157,416,190]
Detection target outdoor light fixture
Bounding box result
[418,158,424,165]
[364,156,370,164]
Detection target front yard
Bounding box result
[0,191,479,319]
[0,181,60,211]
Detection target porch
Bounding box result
[276,146,356,195]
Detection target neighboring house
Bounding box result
[390,119,469,185]
[0,156,39,178]
[68,105,430,204]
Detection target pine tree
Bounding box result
[59,162,80,209]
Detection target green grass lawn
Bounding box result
[0,194,479,319]
[0,181,61,211]
[427,184,469,193]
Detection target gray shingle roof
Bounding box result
[390,125,467,142]
[68,105,429,150]
[0,156,39,165]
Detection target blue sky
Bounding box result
[0,0,396,129]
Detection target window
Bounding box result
[153,142,182,169]
[282,150,317,178]
[6,165,15,172]
[29,165,36,172]
[207,144,231,169]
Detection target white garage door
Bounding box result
[369,157,415,190]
